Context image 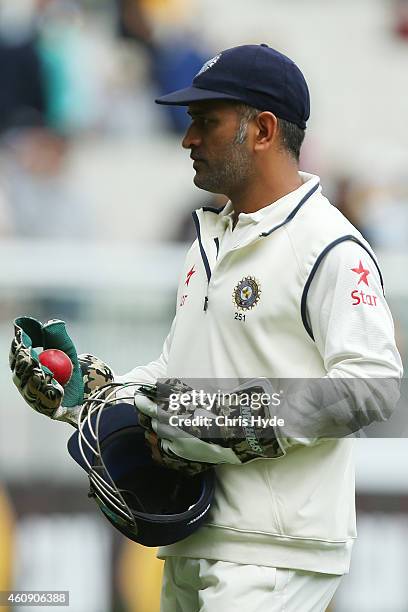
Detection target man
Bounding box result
[121,44,402,610]
[10,44,402,611]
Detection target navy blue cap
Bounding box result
[155,44,310,129]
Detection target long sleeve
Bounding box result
[308,240,402,380]
[278,240,403,446]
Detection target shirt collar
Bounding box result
[218,172,320,226]
[197,172,321,239]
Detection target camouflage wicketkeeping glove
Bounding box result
[135,378,284,474]
[10,316,114,426]
[137,410,216,476]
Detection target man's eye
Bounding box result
[191,117,211,127]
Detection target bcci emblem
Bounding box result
[196,53,221,76]
[233,276,261,310]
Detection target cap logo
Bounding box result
[196,53,221,77]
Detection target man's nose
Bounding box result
[182,124,201,149]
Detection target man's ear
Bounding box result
[253,112,278,151]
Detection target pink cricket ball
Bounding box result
[39,349,73,386]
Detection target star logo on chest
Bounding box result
[185,265,196,286]
[351,260,370,286]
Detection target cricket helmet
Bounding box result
[67,383,215,546]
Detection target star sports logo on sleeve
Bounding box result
[350,260,378,307]
[351,260,370,286]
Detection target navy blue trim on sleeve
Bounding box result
[261,182,320,237]
[192,211,212,283]
[301,235,384,341]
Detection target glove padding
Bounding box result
[10,317,114,426]
[136,378,284,474]
[137,403,228,475]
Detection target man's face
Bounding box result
[182,100,254,195]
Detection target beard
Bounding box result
[193,139,254,196]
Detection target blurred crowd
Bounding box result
[0,0,210,242]
[0,0,407,250]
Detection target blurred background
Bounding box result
[0,0,407,610]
